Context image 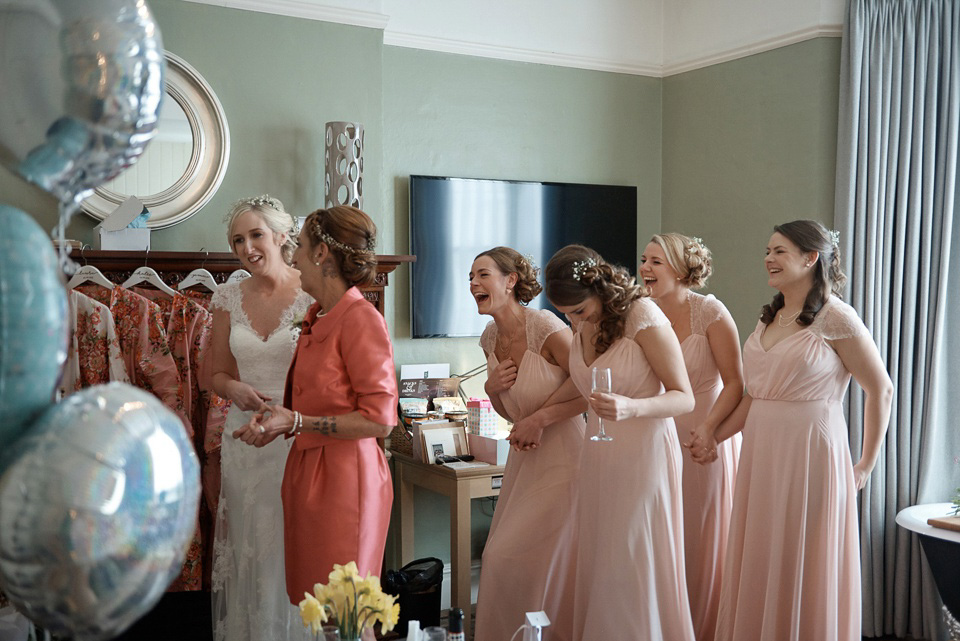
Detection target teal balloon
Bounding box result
[0,205,67,445]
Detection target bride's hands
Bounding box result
[225,380,272,412]
[233,404,292,447]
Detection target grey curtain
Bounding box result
[835,1,959,640]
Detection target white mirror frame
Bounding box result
[81,51,230,229]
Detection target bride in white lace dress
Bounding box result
[208,196,313,641]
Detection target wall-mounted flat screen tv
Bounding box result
[410,175,638,338]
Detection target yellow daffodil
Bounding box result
[298,592,327,633]
[301,561,399,639]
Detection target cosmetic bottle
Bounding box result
[448,608,465,641]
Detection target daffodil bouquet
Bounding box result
[299,562,400,640]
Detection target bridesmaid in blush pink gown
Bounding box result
[545,245,697,641]
[702,221,892,641]
[469,247,585,641]
[640,234,743,641]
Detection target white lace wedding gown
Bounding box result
[210,282,313,641]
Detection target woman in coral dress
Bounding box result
[470,247,585,641]
[235,206,397,619]
[208,195,312,641]
[704,220,892,641]
[640,234,743,641]
[544,244,696,641]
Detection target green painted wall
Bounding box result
[661,38,841,341]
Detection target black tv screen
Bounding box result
[410,175,638,338]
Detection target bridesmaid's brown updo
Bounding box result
[474,247,542,305]
[545,244,643,355]
[303,206,378,287]
[760,220,846,326]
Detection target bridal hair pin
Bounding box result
[571,258,597,282]
[828,229,840,247]
[522,253,539,272]
[243,194,285,212]
[688,236,705,254]
[312,219,376,256]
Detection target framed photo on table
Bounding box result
[420,423,469,464]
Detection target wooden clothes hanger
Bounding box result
[122,250,177,297]
[178,249,219,292]
[67,246,115,290]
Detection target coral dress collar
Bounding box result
[301,286,364,342]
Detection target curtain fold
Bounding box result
[835,1,959,640]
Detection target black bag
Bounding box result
[383,557,443,635]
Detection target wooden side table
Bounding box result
[391,451,505,638]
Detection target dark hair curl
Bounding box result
[474,247,542,304]
[760,219,846,326]
[544,244,644,354]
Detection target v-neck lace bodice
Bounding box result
[211,282,313,398]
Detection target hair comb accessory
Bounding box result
[688,236,706,254]
[571,258,597,282]
[522,253,540,273]
[828,229,840,247]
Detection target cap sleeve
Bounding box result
[479,320,498,355]
[692,293,727,335]
[628,297,670,335]
[814,297,870,341]
[210,282,239,314]
[526,308,567,353]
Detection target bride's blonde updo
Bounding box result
[224,194,298,264]
[544,244,643,354]
[474,247,542,305]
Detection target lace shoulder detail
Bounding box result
[525,308,567,354]
[210,282,242,315]
[690,293,727,335]
[479,320,498,355]
[627,297,669,336]
[291,290,314,324]
[811,297,869,341]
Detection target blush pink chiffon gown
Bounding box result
[569,299,695,641]
[672,293,740,641]
[716,296,869,641]
[473,308,584,641]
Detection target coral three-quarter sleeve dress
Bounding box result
[280,286,398,603]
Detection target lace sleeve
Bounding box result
[697,294,727,333]
[526,308,567,353]
[628,298,669,335]
[210,282,239,314]
[815,298,870,341]
[479,320,497,355]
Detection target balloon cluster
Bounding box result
[0,3,201,640]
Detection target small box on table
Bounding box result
[468,432,510,466]
[467,398,498,436]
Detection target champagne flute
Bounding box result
[590,366,614,442]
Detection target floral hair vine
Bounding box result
[688,236,706,254]
[571,258,597,282]
[243,194,285,212]
[312,219,376,256]
[828,229,840,247]
[522,253,539,272]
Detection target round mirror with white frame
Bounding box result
[81,51,230,229]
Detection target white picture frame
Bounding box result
[420,423,469,464]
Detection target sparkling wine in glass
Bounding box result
[591,366,614,442]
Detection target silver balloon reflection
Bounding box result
[0,0,164,205]
[0,384,200,641]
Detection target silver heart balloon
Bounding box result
[0,0,164,205]
[0,383,201,641]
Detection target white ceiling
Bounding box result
[183,0,845,77]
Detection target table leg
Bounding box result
[398,463,415,565]
[450,483,472,638]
